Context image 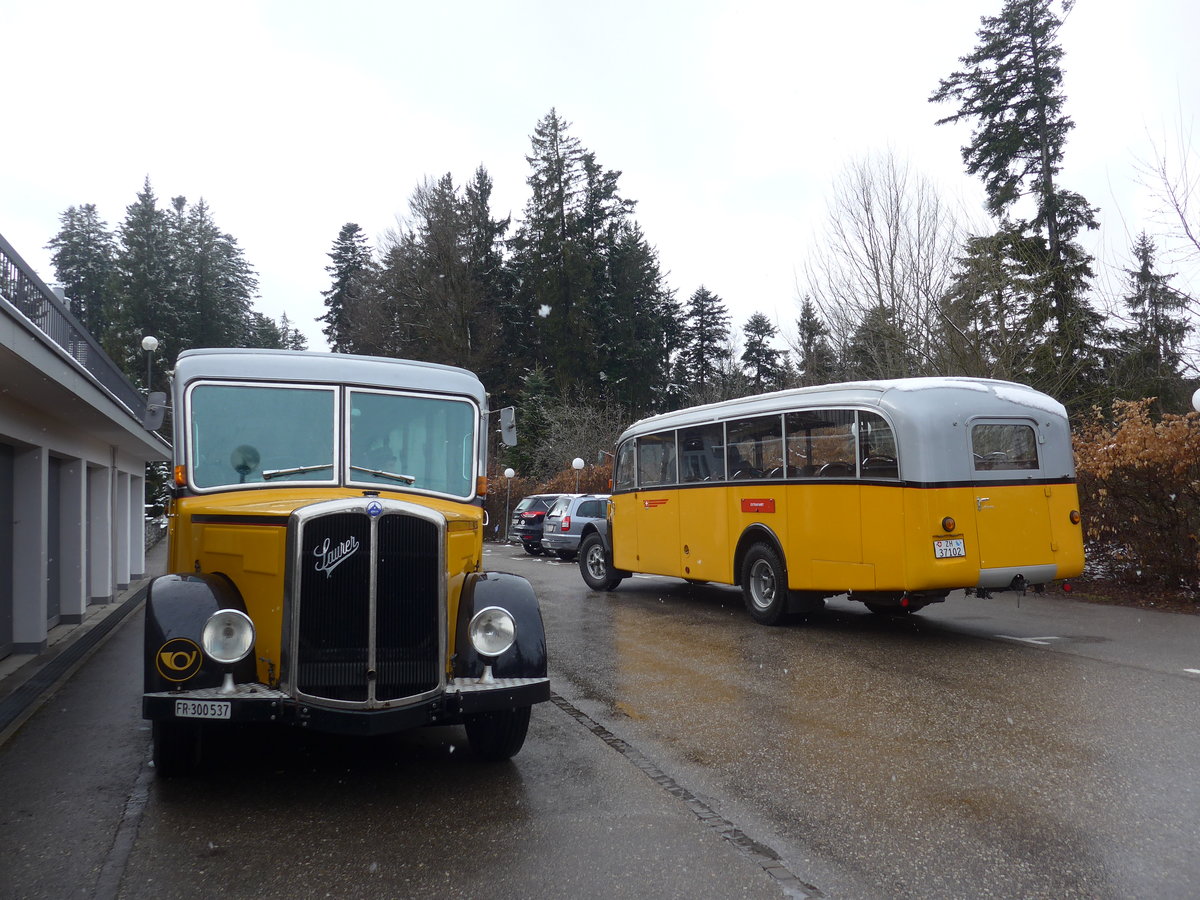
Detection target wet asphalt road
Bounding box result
[506,546,1200,899]
[2,544,1199,899]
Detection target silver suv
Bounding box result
[541,494,609,561]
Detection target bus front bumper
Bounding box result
[143,677,550,736]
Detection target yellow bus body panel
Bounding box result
[611,480,1084,595]
[169,488,483,685]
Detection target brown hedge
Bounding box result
[1074,400,1200,588]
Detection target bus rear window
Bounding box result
[972,423,1039,471]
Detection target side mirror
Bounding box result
[143,391,167,431]
[500,406,517,447]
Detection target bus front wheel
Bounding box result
[579,533,624,591]
[742,543,788,625]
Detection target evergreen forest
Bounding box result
[42,0,1199,488]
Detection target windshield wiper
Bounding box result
[261,463,334,480]
[349,465,417,484]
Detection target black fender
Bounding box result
[453,572,547,680]
[143,573,257,693]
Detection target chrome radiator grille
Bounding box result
[288,501,443,705]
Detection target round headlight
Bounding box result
[202,609,255,665]
[469,606,516,658]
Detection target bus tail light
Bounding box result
[1069,509,1081,525]
[941,516,956,532]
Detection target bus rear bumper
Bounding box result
[976,564,1058,590]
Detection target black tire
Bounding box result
[464,706,532,761]
[152,720,202,777]
[741,543,789,625]
[522,543,540,555]
[579,533,624,591]
[555,550,578,561]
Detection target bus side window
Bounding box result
[679,423,725,482]
[614,440,637,491]
[726,415,782,479]
[638,432,677,487]
[858,411,899,478]
[786,409,855,478]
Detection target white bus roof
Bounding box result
[172,349,488,406]
[619,377,1069,441]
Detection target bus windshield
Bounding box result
[187,383,479,497]
[189,383,337,488]
[348,389,477,497]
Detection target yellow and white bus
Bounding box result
[578,377,1084,624]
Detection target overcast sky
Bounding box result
[2,0,1197,354]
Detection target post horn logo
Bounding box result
[156,638,203,681]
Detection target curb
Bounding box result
[0,586,148,748]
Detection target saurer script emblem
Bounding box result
[314,535,361,578]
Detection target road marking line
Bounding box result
[1185,669,1200,676]
[997,635,1061,646]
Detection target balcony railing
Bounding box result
[0,230,148,423]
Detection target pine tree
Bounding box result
[741,313,785,392]
[170,197,259,349]
[278,312,309,350]
[676,286,731,394]
[319,223,375,353]
[46,204,117,336]
[508,110,590,383]
[931,0,1103,407]
[370,170,511,385]
[112,178,184,389]
[505,367,555,479]
[845,307,915,381]
[460,166,514,393]
[793,297,839,386]
[940,225,1042,380]
[593,222,679,415]
[1112,232,1192,410]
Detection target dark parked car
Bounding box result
[541,494,609,560]
[509,493,563,555]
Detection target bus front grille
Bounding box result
[289,503,442,704]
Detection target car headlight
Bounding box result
[202,609,255,665]
[469,606,515,658]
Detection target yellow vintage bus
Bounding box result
[142,349,548,774]
[578,377,1084,624]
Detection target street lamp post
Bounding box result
[141,335,159,391]
[504,467,515,543]
[572,457,584,492]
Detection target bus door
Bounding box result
[610,439,639,572]
[632,432,680,577]
[968,420,1055,578]
[677,423,728,582]
[784,409,864,583]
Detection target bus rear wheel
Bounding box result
[579,533,624,591]
[742,543,788,625]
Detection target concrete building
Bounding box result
[0,231,169,659]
